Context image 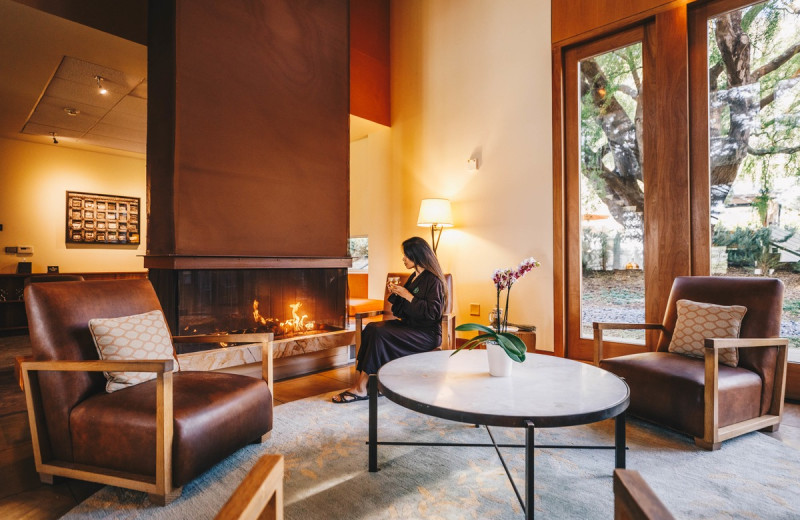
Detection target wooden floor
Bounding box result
[1,335,799,519]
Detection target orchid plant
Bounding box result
[452,257,541,362]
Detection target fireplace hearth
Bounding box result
[149,268,348,354]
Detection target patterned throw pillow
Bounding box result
[668,299,747,367]
[89,310,178,393]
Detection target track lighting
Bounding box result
[49,132,58,144]
[95,75,108,95]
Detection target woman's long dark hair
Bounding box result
[402,236,448,310]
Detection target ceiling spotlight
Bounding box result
[49,132,58,144]
[95,75,108,95]
[64,107,80,116]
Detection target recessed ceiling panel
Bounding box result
[22,122,83,139]
[100,107,145,131]
[90,121,146,142]
[79,134,145,154]
[22,55,147,155]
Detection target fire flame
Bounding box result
[253,299,315,334]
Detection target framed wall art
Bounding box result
[66,191,141,245]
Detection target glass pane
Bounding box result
[578,43,645,342]
[707,2,800,360]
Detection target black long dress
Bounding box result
[355,270,444,374]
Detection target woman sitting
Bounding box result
[333,236,447,403]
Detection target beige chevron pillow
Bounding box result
[89,310,178,393]
[668,299,747,367]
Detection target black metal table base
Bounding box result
[367,374,627,519]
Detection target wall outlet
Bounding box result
[469,303,480,316]
[17,245,34,254]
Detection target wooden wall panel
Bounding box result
[350,0,390,126]
[643,9,691,332]
[147,0,349,260]
[552,0,698,45]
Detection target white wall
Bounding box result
[388,0,555,348]
[0,137,146,274]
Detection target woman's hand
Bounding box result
[388,282,413,302]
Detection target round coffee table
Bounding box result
[367,350,630,519]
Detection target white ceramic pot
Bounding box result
[486,341,513,377]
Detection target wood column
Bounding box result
[146,0,349,262]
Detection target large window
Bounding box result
[578,42,646,343]
[702,1,800,356]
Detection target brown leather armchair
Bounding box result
[21,279,273,505]
[595,276,788,450]
[354,272,455,352]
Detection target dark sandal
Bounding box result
[332,390,369,403]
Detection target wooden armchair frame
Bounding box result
[594,322,788,450]
[22,333,273,505]
[613,469,674,520]
[216,454,284,520]
[22,358,180,505]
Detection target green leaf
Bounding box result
[455,323,496,334]
[498,332,527,355]
[450,332,499,356]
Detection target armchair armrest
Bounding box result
[593,322,664,366]
[22,359,174,373]
[353,310,384,320]
[215,454,284,520]
[701,337,789,444]
[173,333,274,399]
[441,313,455,350]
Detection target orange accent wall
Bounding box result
[350,0,390,126]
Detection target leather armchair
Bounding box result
[21,279,274,505]
[354,272,455,352]
[595,276,788,450]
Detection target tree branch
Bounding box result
[752,42,800,81]
[760,68,800,108]
[616,84,639,99]
[709,62,724,92]
[747,144,800,156]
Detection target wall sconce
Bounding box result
[417,198,453,254]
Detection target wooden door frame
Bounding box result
[554,10,691,361]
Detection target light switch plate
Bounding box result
[469,303,480,316]
[17,245,33,254]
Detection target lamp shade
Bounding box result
[417,199,453,227]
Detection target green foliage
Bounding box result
[582,228,613,272]
[712,225,793,272]
[451,323,527,363]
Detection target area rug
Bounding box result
[64,393,800,519]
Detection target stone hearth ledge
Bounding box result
[177,329,356,371]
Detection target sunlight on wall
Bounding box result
[0,137,146,274]
[390,0,554,349]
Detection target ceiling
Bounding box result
[0,0,383,159]
[0,0,148,157]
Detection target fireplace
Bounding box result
[149,268,348,352]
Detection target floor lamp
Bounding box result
[417,198,453,254]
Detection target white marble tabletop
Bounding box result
[377,350,630,427]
